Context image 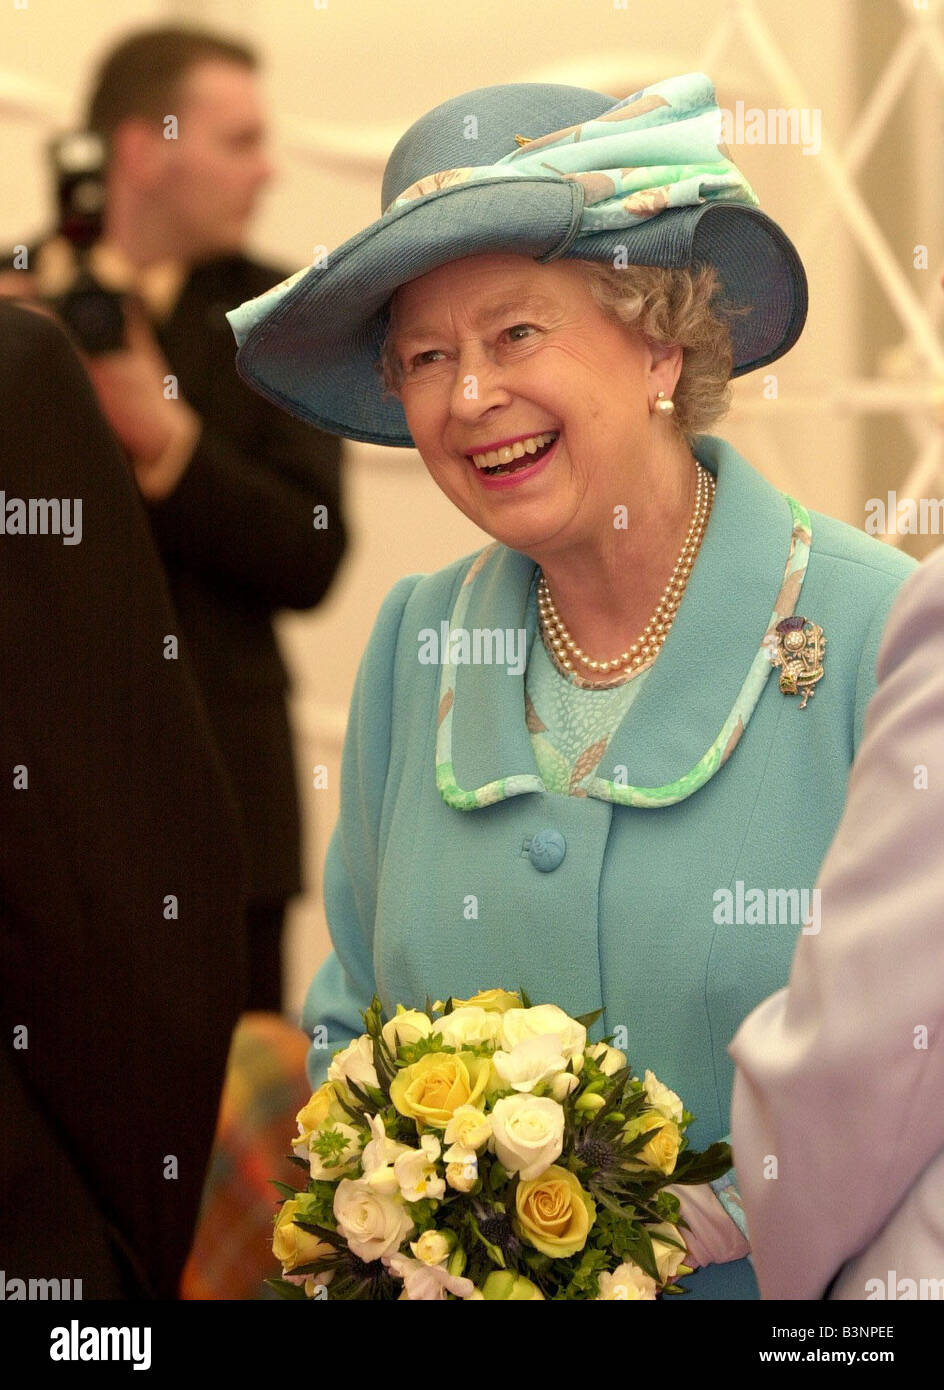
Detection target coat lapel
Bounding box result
[436,434,809,810]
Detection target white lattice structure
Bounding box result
[698,0,944,545]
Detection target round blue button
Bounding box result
[529,828,566,872]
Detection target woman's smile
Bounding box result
[467,431,561,489]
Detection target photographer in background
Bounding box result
[2,25,348,1012]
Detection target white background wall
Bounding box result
[3,0,939,1014]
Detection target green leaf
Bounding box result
[621,1225,661,1284]
[266,1276,309,1300]
[572,1007,604,1029]
[669,1141,732,1185]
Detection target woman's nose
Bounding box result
[449,347,512,418]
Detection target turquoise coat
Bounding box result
[302,434,916,1299]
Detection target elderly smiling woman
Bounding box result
[228,73,916,1300]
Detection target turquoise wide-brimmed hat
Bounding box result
[227,71,807,448]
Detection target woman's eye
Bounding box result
[410,349,445,369]
[505,323,537,342]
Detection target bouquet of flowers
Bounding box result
[271,989,731,1300]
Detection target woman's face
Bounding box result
[388,252,679,560]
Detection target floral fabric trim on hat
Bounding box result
[385,71,759,232]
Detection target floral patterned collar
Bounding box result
[435,434,811,810]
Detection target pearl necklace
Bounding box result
[537,461,715,688]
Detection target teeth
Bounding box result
[471,432,558,469]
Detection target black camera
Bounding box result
[46,132,126,354]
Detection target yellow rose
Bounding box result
[296,1082,349,1140]
[451,989,522,1014]
[272,1199,334,1273]
[515,1164,595,1258]
[390,1051,492,1130]
[625,1111,681,1176]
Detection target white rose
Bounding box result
[333,1177,414,1261]
[431,1006,503,1050]
[443,1104,492,1151]
[649,1222,689,1282]
[499,1005,586,1060]
[381,1007,432,1054]
[394,1134,446,1202]
[644,1069,684,1123]
[549,1070,580,1103]
[489,1094,565,1180]
[597,1262,657,1300]
[587,1041,628,1076]
[492,1035,568,1093]
[327,1034,379,1093]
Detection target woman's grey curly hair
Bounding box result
[377,259,741,441]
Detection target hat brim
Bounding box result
[230,179,807,448]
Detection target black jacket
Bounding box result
[145,255,347,902]
[0,302,248,1297]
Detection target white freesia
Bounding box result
[381,1007,432,1054]
[586,1041,628,1076]
[597,1262,658,1300]
[294,1121,362,1181]
[431,1006,503,1049]
[443,1103,492,1151]
[489,1094,565,1180]
[644,1069,684,1122]
[326,1033,379,1092]
[492,1034,568,1093]
[333,1177,414,1261]
[360,1111,412,1194]
[394,1133,446,1201]
[382,1252,475,1300]
[549,1070,580,1103]
[499,1005,586,1060]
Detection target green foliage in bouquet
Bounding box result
[270,989,732,1300]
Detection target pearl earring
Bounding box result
[654,390,675,416]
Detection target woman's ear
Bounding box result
[647,340,683,397]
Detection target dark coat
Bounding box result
[145,255,348,903]
[0,302,249,1298]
